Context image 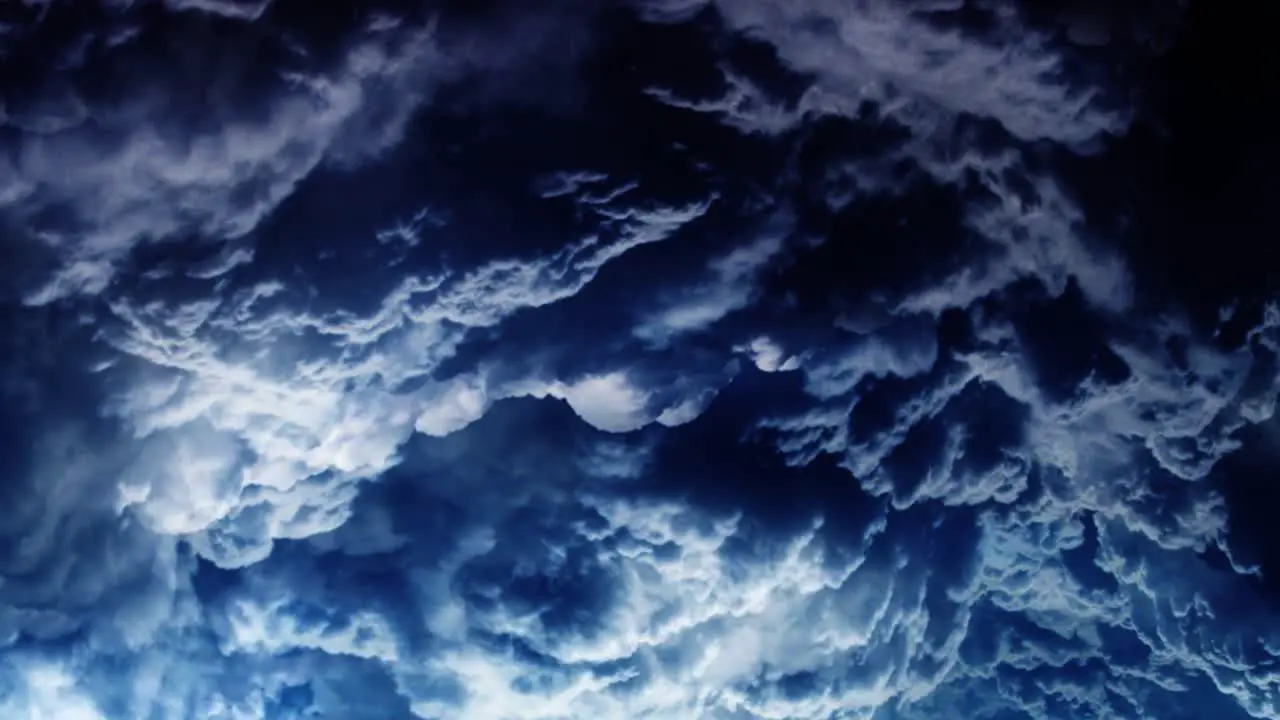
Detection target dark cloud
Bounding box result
[2,0,1278,718]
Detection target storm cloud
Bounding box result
[2,0,1278,719]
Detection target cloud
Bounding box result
[0,4,443,304]
[87,171,715,574]
[8,2,1280,720]
[538,371,656,433]
[119,424,245,536]
[163,0,274,20]
[643,0,1138,316]
[0,663,108,720]
[634,229,787,346]
[414,377,491,437]
[162,386,973,719]
[758,286,1280,717]
[642,0,1137,146]
[740,336,800,373]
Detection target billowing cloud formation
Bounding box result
[3,0,1279,719]
[1,2,445,304]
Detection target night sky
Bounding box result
[2,1,1279,718]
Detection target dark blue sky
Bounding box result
[1,0,1278,718]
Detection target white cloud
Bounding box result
[742,336,800,373]
[554,372,654,433]
[656,390,715,427]
[386,489,979,719]
[415,377,492,437]
[635,231,786,346]
[560,368,655,430]
[896,172,1131,315]
[535,169,612,199]
[119,426,244,535]
[763,298,1280,718]
[186,246,256,281]
[221,597,400,662]
[511,371,654,434]
[163,0,273,20]
[644,0,1135,316]
[8,5,1259,720]
[3,13,443,304]
[96,187,714,569]
[645,0,1132,147]
[2,664,108,720]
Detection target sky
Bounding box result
[1,0,1279,718]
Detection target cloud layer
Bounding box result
[3,1,1278,719]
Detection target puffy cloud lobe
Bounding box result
[742,336,800,373]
